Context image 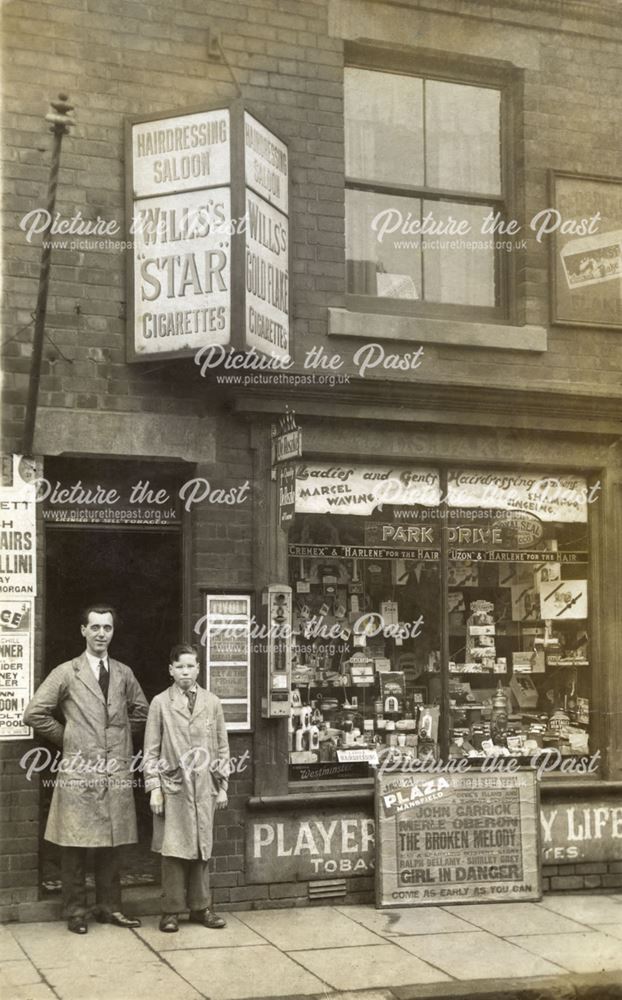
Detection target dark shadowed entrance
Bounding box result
[40,521,183,889]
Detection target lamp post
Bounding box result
[21,93,74,457]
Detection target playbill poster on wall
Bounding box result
[375,770,541,907]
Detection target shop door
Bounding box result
[41,527,183,887]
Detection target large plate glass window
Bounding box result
[286,465,593,783]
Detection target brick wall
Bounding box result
[4,0,622,452]
[543,861,622,893]
[2,0,622,917]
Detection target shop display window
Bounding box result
[286,470,592,783]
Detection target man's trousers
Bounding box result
[61,846,122,919]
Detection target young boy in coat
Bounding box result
[144,644,230,933]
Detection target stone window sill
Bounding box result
[328,307,547,352]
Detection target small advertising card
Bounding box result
[540,580,588,619]
[511,585,540,622]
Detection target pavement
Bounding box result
[2,893,622,1000]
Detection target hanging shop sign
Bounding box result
[271,411,302,466]
[375,770,541,908]
[127,104,289,363]
[295,465,440,516]
[132,187,231,355]
[0,456,36,597]
[245,188,289,357]
[247,809,375,883]
[204,594,252,731]
[244,112,288,215]
[541,798,622,863]
[132,109,230,199]
[279,464,296,527]
[0,600,33,740]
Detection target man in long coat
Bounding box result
[143,643,230,933]
[23,604,149,934]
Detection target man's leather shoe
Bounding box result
[189,908,226,929]
[159,913,179,933]
[96,910,142,928]
[68,916,88,934]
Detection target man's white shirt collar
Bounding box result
[85,650,108,679]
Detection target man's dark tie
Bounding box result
[98,660,109,700]
[185,689,196,714]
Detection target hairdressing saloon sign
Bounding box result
[126,103,289,362]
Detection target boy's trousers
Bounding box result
[161,855,210,913]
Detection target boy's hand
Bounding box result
[150,788,164,815]
[215,788,228,810]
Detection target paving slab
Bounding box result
[237,906,386,950]
[507,930,622,975]
[335,904,474,937]
[538,893,622,925]
[0,983,57,1000]
[135,912,265,950]
[398,929,564,980]
[0,924,27,961]
[166,943,328,999]
[290,943,450,989]
[593,922,622,941]
[0,959,44,987]
[44,959,203,1000]
[442,901,587,936]
[9,920,154,968]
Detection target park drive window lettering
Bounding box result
[345,66,508,316]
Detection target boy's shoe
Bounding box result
[67,916,88,934]
[189,909,226,929]
[159,913,179,933]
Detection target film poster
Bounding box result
[375,770,541,908]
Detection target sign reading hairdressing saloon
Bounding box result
[127,104,289,363]
[376,770,541,907]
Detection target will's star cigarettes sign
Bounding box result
[127,104,289,363]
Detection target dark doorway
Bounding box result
[44,528,182,703]
[41,526,183,887]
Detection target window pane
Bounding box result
[346,190,422,299]
[422,201,497,307]
[288,512,441,784]
[345,68,424,186]
[425,81,501,195]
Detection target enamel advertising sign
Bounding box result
[127,104,289,362]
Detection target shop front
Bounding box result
[238,394,622,905]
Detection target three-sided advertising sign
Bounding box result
[126,102,289,363]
